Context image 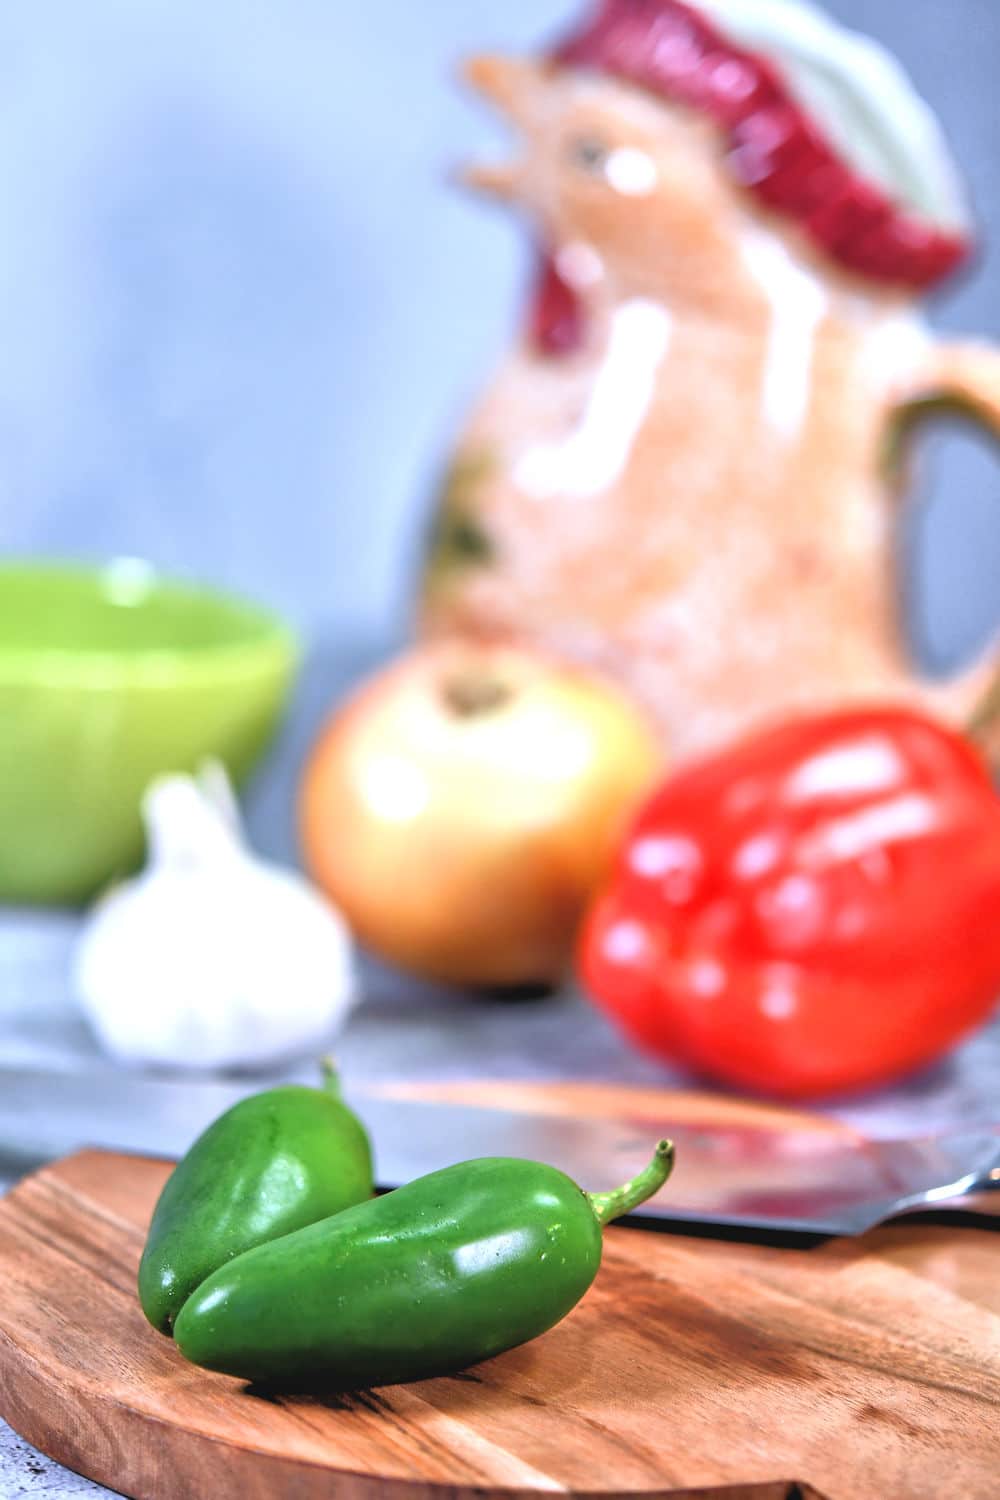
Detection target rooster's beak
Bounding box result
[463,54,545,126]
[460,161,519,199]
[459,53,547,200]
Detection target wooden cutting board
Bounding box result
[0,1084,998,1500]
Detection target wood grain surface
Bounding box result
[0,1092,997,1500]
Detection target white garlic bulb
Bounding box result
[74,763,357,1069]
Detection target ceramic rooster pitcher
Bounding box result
[420,0,1000,760]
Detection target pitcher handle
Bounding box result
[888,339,1000,756]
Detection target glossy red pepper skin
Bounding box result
[579,707,1000,1100]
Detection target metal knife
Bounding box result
[0,1065,996,1236]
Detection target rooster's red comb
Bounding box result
[551,0,973,292]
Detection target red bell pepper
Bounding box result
[579,706,1000,1099]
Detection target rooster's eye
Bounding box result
[569,137,609,172]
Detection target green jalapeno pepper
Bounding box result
[139,1060,373,1335]
[173,1140,674,1388]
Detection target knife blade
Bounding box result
[0,1065,996,1236]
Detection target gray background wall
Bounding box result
[0,0,998,668]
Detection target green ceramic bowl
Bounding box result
[0,560,298,905]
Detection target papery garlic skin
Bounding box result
[75,766,357,1070]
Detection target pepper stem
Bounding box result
[587,1139,675,1227]
[319,1056,342,1098]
